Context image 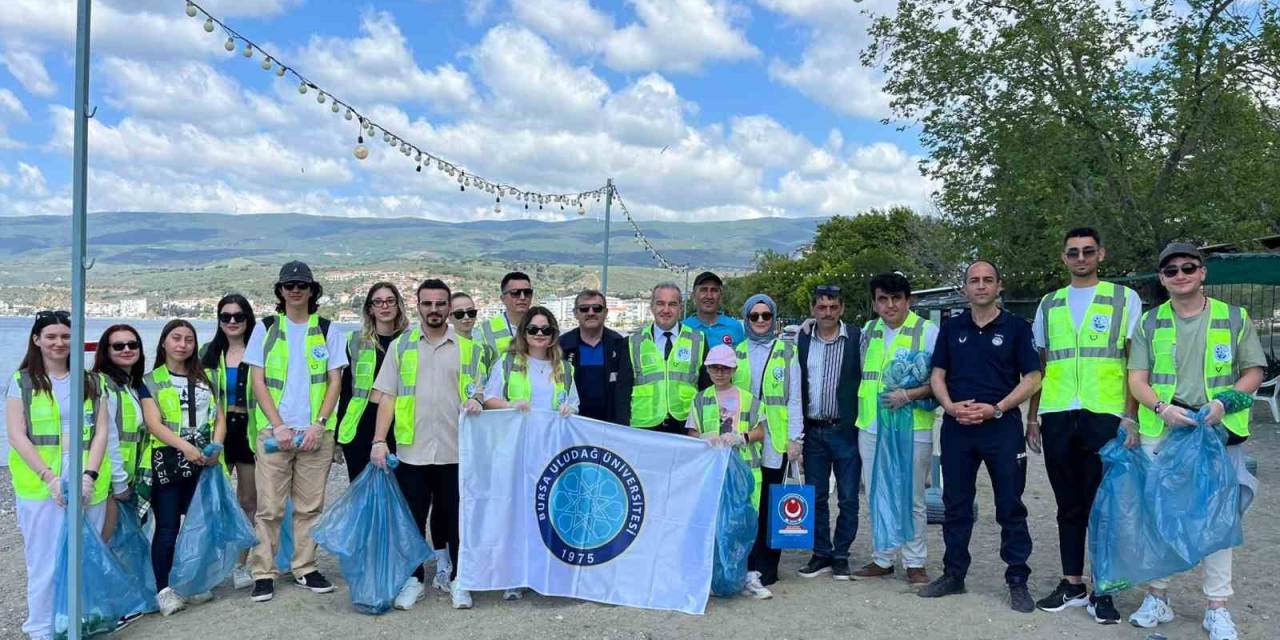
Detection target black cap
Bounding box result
[692,271,723,288]
[277,260,315,284]
[1157,242,1202,268]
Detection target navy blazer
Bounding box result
[797,323,862,430]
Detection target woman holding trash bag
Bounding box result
[92,324,148,541]
[141,319,226,617]
[482,306,580,417]
[199,294,258,590]
[732,294,802,587]
[338,282,408,481]
[6,310,113,640]
[687,344,773,600]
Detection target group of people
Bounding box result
[5,228,1264,640]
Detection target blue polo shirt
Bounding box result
[932,309,1039,409]
[683,313,745,348]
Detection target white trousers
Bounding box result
[858,432,932,568]
[17,498,107,640]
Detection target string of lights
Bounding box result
[611,186,688,274]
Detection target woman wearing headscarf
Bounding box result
[735,294,803,586]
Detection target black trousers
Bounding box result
[1041,410,1120,578]
[339,406,395,483]
[940,416,1032,584]
[395,462,459,582]
[653,415,689,435]
[748,458,788,584]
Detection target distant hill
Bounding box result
[0,211,820,270]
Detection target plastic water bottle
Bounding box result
[262,433,305,453]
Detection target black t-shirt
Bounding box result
[931,309,1039,410]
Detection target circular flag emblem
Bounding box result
[991,335,1004,347]
[535,446,645,566]
[311,346,328,360]
[772,366,785,381]
[676,347,691,361]
[778,491,809,526]
[1092,313,1111,332]
[1213,344,1232,363]
[722,335,734,345]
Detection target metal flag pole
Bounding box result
[68,0,94,636]
[601,178,614,297]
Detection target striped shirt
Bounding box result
[805,322,848,420]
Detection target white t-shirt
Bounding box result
[860,322,940,443]
[484,356,580,412]
[164,373,216,432]
[1032,284,1143,414]
[245,317,348,429]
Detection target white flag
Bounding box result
[458,409,729,615]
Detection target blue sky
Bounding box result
[0,0,934,222]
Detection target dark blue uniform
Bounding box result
[931,309,1039,586]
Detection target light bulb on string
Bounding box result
[186,2,198,17]
[494,197,502,214]
[298,82,308,94]
[383,133,391,143]
[330,102,340,113]
[416,163,422,173]
[243,44,254,58]
[261,57,273,70]
[276,64,286,77]
[354,130,368,160]
[224,37,236,52]
[203,18,215,32]
[345,109,353,120]
[317,92,326,104]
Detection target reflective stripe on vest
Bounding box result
[1137,299,1249,438]
[100,373,144,483]
[7,371,111,503]
[338,330,382,444]
[627,324,703,427]
[392,328,485,445]
[732,339,793,453]
[1038,282,1131,414]
[253,314,336,447]
[500,353,575,410]
[481,314,513,357]
[855,312,935,431]
[201,343,258,437]
[143,365,217,437]
[692,386,763,508]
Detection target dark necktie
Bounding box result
[662,330,673,360]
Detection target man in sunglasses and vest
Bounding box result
[559,289,632,425]
[1125,242,1265,640]
[628,282,709,434]
[1026,227,1143,624]
[480,271,534,356]
[245,260,348,602]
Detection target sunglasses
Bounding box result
[419,300,449,308]
[525,325,555,337]
[1065,247,1099,259]
[280,281,310,291]
[504,288,534,299]
[1161,263,1202,278]
[748,312,773,322]
[36,310,71,321]
[577,304,604,314]
[219,312,248,324]
[109,340,141,352]
[369,298,398,309]
[451,309,478,319]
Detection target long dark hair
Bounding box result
[154,319,213,390]
[274,282,323,314]
[19,311,97,397]
[92,324,145,388]
[360,282,408,352]
[201,294,256,370]
[510,306,567,381]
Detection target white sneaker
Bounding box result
[1203,608,1239,640]
[432,567,452,592]
[502,588,525,601]
[1128,593,1175,628]
[157,587,187,617]
[232,565,253,590]
[450,580,473,610]
[393,577,425,611]
[187,591,214,605]
[740,571,773,600]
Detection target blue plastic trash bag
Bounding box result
[54,505,152,638]
[169,467,259,598]
[711,454,757,597]
[107,497,158,614]
[870,351,931,554]
[312,455,425,614]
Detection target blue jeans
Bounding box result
[802,426,861,560]
[151,466,204,591]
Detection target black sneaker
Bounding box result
[1009,583,1034,613]
[918,573,966,598]
[797,556,833,578]
[831,559,852,581]
[1088,594,1121,625]
[295,571,335,594]
[251,579,274,602]
[115,611,143,632]
[1036,579,1089,612]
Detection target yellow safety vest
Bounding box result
[201,343,258,431]
[732,339,793,453]
[8,371,111,503]
[627,324,704,427]
[253,314,337,451]
[856,312,937,431]
[98,372,146,484]
[1038,282,1133,414]
[691,386,763,508]
[497,352,576,410]
[391,328,486,445]
[338,330,390,444]
[1137,299,1250,438]
[480,314,514,357]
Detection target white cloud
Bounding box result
[15,162,48,196]
[727,115,811,168]
[0,89,28,120]
[602,0,759,73]
[1,50,56,97]
[512,0,614,51]
[603,74,689,146]
[469,25,609,129]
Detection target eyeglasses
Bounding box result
[451,309,478,319]
[280,281,310,292]
[218,312,247,324]
[576,304,604,314]
[1065,247,1099,259]
[707,365,734,373]
[369,298,397,308]
[525,325,555,337]
[1161,263,1202,278]
[109,340,141,352]
[748,312,773,322]
[504,288,534,299]
[419,300,449,308]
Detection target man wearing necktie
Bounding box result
[625,283,710,434]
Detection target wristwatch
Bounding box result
[992,404,1004,420]
[83,470,99,481]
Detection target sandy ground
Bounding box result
[1,406,1276,640]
